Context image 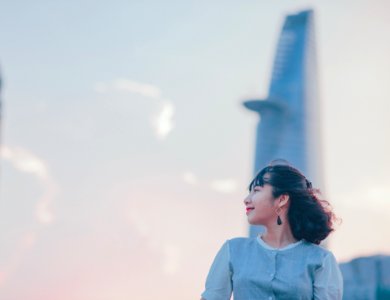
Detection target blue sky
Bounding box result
[1,1,389,299]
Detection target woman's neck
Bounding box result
[261,223,298,249]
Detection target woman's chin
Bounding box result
[247,219,257,225]
[247,219,264,226]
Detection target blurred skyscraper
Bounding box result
[243,10,323,238]
[242,10,390,299]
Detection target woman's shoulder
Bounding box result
[227,236,255,244]
[301,240,332,251]
[224,237,335,256]
[224,236,258,252]
[300,240,338,261]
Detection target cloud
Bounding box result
[151,101,175,140]
[209,179,238,194]
[113,78,162,98]
[182,171,198,185]
[1,146,49,180]
[182,172,239,194]
[0,146,57,287]
[94,78,162,99]
[94,79,175,140]
[0,145,57,224]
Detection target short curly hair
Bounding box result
[248,164,337,244]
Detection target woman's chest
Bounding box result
[231,250,315,299]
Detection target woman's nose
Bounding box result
[243,194,250,205]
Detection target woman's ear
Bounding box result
[278,194,289,208]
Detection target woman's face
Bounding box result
[243,183,278,226]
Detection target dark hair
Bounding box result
[248,164,337,244]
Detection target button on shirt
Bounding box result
[201,236,343,300]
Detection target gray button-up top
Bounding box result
[201,236,343,300]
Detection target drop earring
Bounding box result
[276,207,282,225]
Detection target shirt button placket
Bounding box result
[270,251,276,279]
[269,251,277,300]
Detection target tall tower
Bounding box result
[243,10,324,238]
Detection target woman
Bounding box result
[200,163,343,300]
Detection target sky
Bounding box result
[0,0,389,299]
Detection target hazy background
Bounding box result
[0,0,389,299]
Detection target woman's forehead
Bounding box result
[262,173,271,181]
[250,172,271,188]
[256,172,271,183]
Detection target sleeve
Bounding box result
[313,251,343,300]
[200,240,233,300]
